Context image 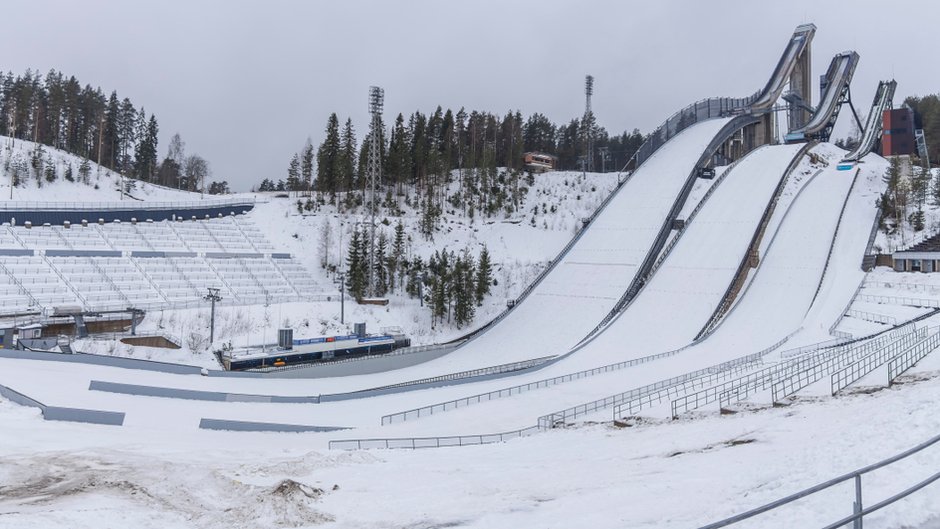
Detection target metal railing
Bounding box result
[329,425,540,450]
[540,341,781,429]
[771,327,924,403]
[676,331,902,415]
[700,431,940,529]
[831,327,940,394]
[381,345,692,425]
[779,337,847,359]
[888,328,940,383]
[622,96,755,173]
[362,355,556,393]
[0,197,255,211]
[613,360,760,418]
[857,293,940,308]
[845,309,898,325]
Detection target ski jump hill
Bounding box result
[0,22,920,472]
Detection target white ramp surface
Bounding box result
[702,156,860,353]
[584,143,806,355]
[436,118,733,363]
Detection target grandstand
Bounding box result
[0,214,332,315]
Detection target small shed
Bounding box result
[893,235,940,272]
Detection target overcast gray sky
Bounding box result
[5,0,938,190]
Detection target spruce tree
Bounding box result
[453,251,477,327]
[339,118,357,194]
[301,139,314,194]
[374,231,389,296]
[286,153,301,194]
[316,113,341,196]
[345,228,367,300]
[390,220,406,291]
[44,154,56,183]
[476,245,493,305]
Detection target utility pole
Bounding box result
[366,86,384,298]
[599,146,610,173]
[203,287,222,343]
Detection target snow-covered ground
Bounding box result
[5,127,940,529]
[0,136,205,202]
[2,353,940,529]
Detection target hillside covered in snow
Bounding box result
[0,136,204,202]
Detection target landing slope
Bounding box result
[583,143,807,356]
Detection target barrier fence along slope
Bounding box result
[830,327,940,394]
[672,328,908,416]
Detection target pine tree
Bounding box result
[389,220,406,291]
[78,158,91,184]
[882,156,903,232]
[44,154,56,183]
[453,251,477,327]
[374,231,389,296]
[286,153,301,194]
[387,113,411,196]
[345,227,367,300]
[406,256,423,298]
[301,139,314,195]
[339,118,357,194]
[64,163,74,182]
[431,275,447,325]
[475,245,493,305]
[316,113,341,196]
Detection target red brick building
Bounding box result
[881,107,916,156]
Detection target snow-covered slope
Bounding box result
[0,136,202,202]
[583,143,807,356]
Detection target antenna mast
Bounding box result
[583,75,595,173]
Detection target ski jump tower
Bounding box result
[745,23,816,149]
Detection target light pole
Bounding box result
[203,287,222,343]
[334,274,346,325]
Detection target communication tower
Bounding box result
[367,86,384,296]
[583,75,595,173]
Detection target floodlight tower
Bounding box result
[583,75,595,174]
[367,86,384,297]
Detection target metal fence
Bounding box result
[888,328,940,383]
[857,293,940,308]
[699,431,940,529]
[622,96,755,173]
[540,341,779,429]
[0,197,255,211]
[771,327,924,403]
[676,332,902,415]
[329,425,541,450]
[381,346,690,425]
[831,327,939,394]
[363,355,557,393]
[845,309,898,325]
[613,360,760,418]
